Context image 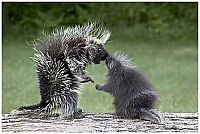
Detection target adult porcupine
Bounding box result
[19,23,111,119]
[95,52,165,124]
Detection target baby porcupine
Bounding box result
[95,52,165,124]
[18,22,111,119]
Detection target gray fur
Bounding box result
[96,51,165,124]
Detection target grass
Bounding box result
[2,32,197,114]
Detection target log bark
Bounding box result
[2,111,198,133]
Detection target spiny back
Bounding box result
[32,22,111,71]
[112,52,156,93]
[33,22,111,55]
[112,51,136,69]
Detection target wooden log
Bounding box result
[2,111,198,133]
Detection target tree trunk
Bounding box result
[2,111,198,133]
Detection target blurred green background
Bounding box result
[3,2,197,113]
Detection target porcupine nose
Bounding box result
[101,49,109,61]
[105,55,111,66]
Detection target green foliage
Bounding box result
[3,2,197,40]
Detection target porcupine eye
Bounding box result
[98,48,102,52]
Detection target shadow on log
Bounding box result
[2,111,198,133]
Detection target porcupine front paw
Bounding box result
[74,108,85,119]
[86,76,94,83]
[80,76,94,83]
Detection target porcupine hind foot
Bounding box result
[73,108,85,119]
[139,108,165,124]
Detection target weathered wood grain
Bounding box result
[2,111,198,133]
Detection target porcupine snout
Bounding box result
[101,49,109,61]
